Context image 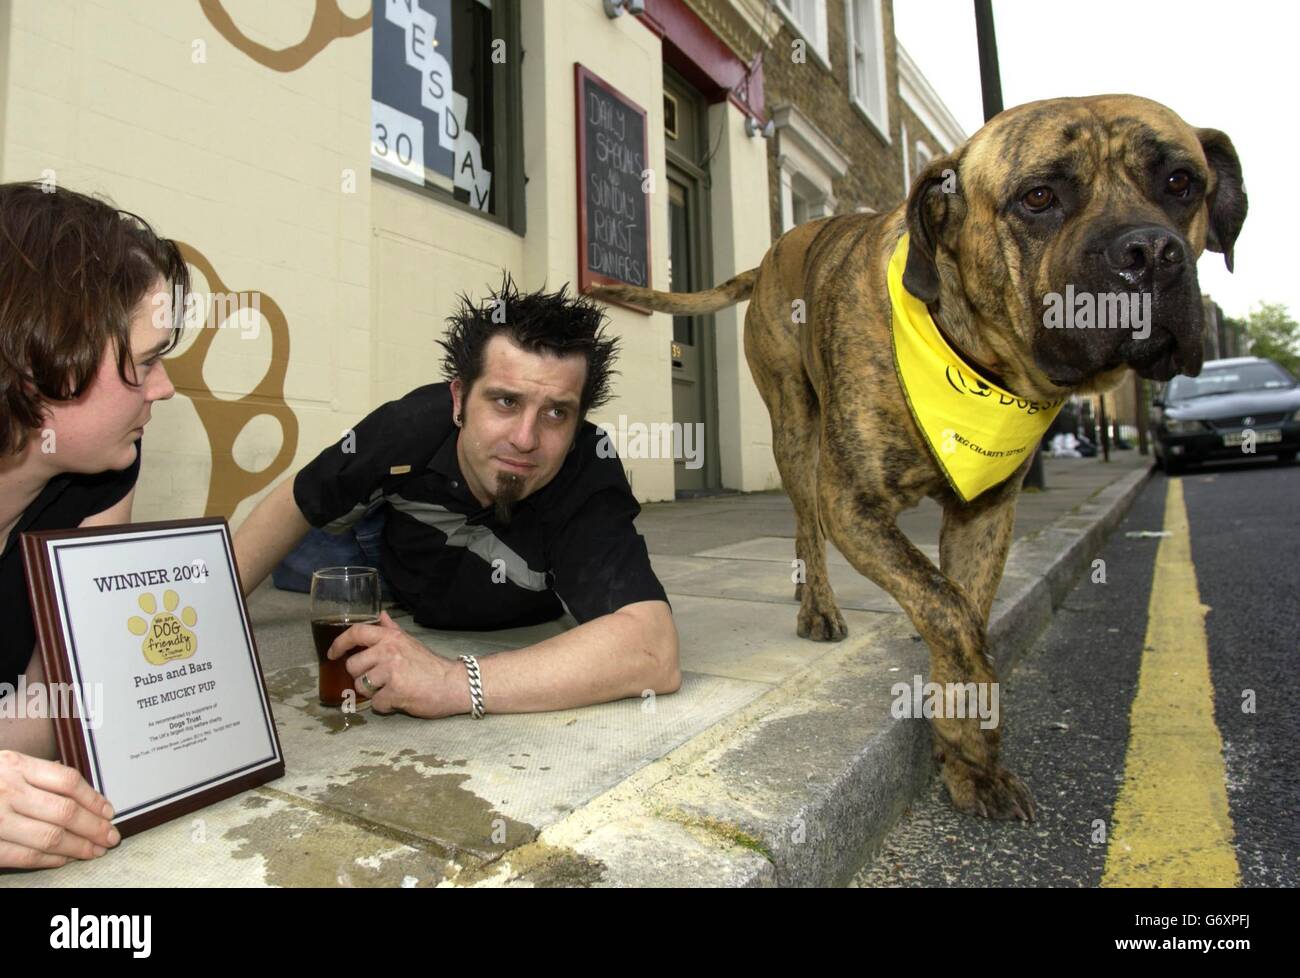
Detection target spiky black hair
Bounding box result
[437,272,620,417]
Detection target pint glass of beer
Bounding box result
[309,566,380,707]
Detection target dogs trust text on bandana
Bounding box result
[887,233,1065,503]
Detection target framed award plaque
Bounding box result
[21,517,284,838]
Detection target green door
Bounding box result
[663,70,720,496]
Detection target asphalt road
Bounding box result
[853,455,1299,887]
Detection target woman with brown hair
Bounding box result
[0,182,189,870]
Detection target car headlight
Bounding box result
[1292,406,1300,422]
[1165,418,1205,435]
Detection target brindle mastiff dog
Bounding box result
[589,95,1247,820]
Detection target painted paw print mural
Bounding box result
[128,591,200,666]
[198,0,370,72]
[168,243,299,519]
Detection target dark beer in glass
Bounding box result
[309,566,379,707]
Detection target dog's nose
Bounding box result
[1104,225,1187,287]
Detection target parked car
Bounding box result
[1150,356,1300,474]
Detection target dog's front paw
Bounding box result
[941,760,1036,822]
[796,597,847,641]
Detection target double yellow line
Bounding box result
[1102,478,1240,887]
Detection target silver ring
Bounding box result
[361,674,376,692]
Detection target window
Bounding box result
[900,119,910,195]
[1166,363,1297,401]
[914,140,934,172]
[776,0,829,67]
[845,0,888,139]
[663,91,679,140]
[772,104,849,233]
[371,0,524,233]
[790,178,817,227]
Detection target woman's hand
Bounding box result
[0,749,120,869]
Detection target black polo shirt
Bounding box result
[1,441,141,693]
[292,382,670,631]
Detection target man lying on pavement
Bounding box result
[233,276,679,719]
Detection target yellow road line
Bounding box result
[1101,477,1239,887]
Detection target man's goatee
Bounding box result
[494,472,524,524]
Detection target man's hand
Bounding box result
[0,750,120,870]
[327,611,469,719]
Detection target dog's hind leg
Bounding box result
[763,374,847,641]
[743,250,848,642]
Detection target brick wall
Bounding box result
[762,0,907,239]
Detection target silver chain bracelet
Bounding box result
[459,654,485,719]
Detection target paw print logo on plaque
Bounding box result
[128,591,199,666]
[167,243,299,519]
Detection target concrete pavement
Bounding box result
[3,451,1153,887]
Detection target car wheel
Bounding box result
[1165,456,1184,475]
[1278,451,1297,466]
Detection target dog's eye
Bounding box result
[1022,186,1054,212]
[1166,170,1192,197]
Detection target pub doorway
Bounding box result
[663,67,721,496]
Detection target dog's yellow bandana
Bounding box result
[888,233,1065,503]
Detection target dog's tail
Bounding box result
[587,268,757,315]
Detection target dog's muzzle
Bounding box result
[1116,327,1201,382]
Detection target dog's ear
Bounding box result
[903,155,963,303]
[1196,128,1247,272]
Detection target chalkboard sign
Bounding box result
[576,64,652,313]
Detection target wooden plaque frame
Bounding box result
[20,517,284,838]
